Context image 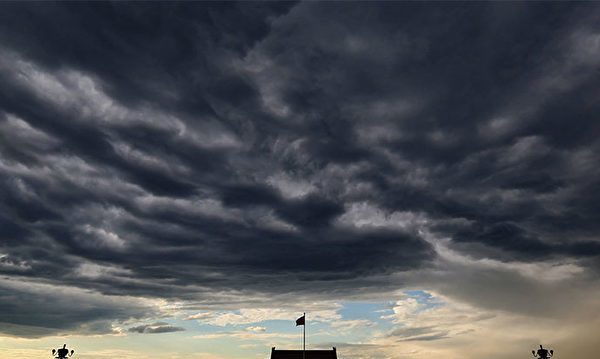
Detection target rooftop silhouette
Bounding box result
[270,347,337,359]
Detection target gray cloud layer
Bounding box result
[128,322,185,334]
[0,2,599,337]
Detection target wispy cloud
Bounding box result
[127,322,185,334]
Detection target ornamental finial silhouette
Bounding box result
[532,345,554,359]
[51,344,75,359]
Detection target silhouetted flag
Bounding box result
[296,315,305,326]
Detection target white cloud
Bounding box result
[80,224,127,250]
[267,172,314,199]
[336,202,428,231]
[187,307,340,327]
[245,326,266,332]
[74,262,132,279]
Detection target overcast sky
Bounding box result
[1,2,599,359]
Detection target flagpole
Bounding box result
[303,312,306,359]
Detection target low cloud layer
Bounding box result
[128,322,185,334]
[0,2,599,347]
[0,277,152,338]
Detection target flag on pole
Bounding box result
[297,313,306,359]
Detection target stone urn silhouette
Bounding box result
[532,345,553,359]
[52,344,75,359]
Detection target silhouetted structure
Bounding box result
[270,347,337,359]
[532,345,554,359]
[52,344,75,359]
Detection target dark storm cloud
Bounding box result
[0,278,151,338]
[220,183,345,228]
[0,1,599,337]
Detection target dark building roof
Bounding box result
[270,347,337,359]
